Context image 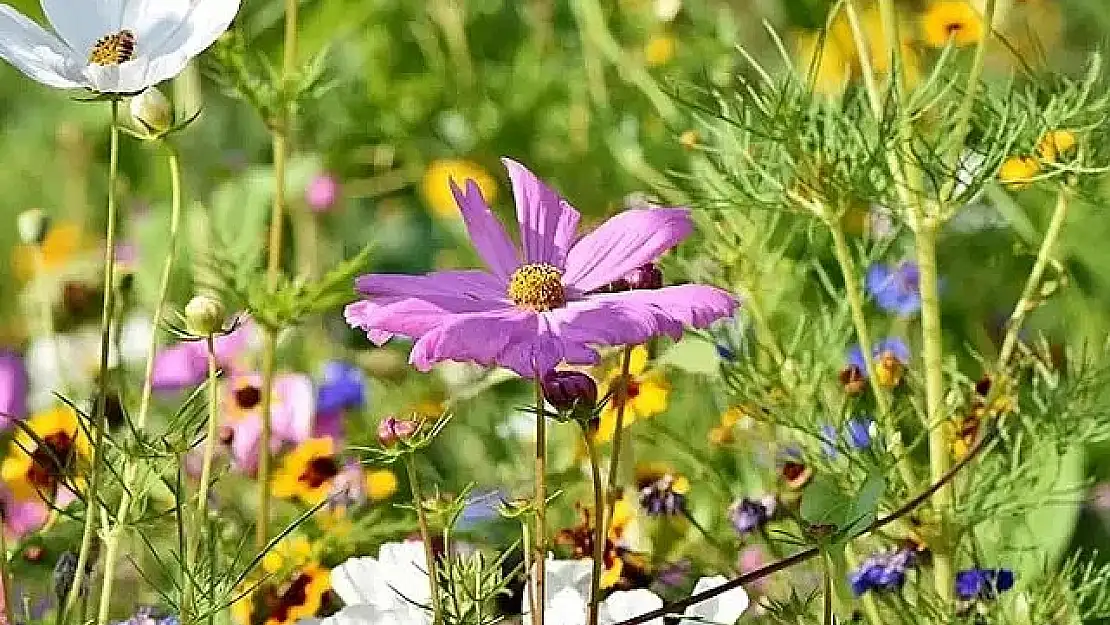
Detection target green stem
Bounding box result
[997,184,1072,367]
[405,455,444,625]
[821,556,833,625]
[256,329,277,549]
[64,98,121,624]
[533,374,547,625]
[605,346,634,503]
[96,141,184,625]
[582,427,605,625]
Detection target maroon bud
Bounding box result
[622,263,664,290]
[541,371,599,413]
[377,416,418,446]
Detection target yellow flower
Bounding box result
[998,155,1040,190]
[1,406,91,502]
[1037,129,1077,163]
[921,1,984,48]
[422,159,499,219]
[271,437,340,506]
[12,221,84,281]
[261,535,314,575]
[644,34,676,67]
[595,346,669,443]
[232,564,331,625]
[365,469,399,501]
[794,31,852,96]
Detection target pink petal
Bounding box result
[356,270,506,301]
[345,295,506,345]
[563,209,693,293]
[503,158,580,267]
[451,179,521,280]
[597,284,739,328]
[409,308,564,376]
[272,373,315,445]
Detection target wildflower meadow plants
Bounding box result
[4,1,1110,625]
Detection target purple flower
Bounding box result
[152,322,253,391]
[638,473,688,517]
[850,548,917,596]
[0,350,28,429]
[345,158,738,377]
[955,567,1015,601]
[221,372,314,474]
[846,338,910,375]
[316,361,367,415]
[846,418,874,449]
[306,173,340,212]
[728,495,776,535]
[1,483,46,539]
[866,262,921,316]
[111,606,179,625]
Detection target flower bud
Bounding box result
[622,263,664,290]
[184,295,225,336]
[541,370,598,414]
[377,416,417,447]
[874,350,905,388]
[130,88,173,135]
[305,174,340,213]
[17,209,50,246]
[838,364,866,395]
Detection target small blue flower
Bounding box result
[847,338,911,375]
[850,549,917,596]
[846,418,874,450]
[955,567,1015,601]
[729,495,776,535]
[457,489,505,530]
[866,261,922,316]
[316,361,367,415]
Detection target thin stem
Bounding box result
[612,426,998,625]
[844,0,883,116]
[821,556,833,625]
[0,527,12,625]
[96,142,184,625]
[943,0,997,178]
[533,374,547,625]
[997,184,1072,367]
[64,98,121,623]
[256,328,277,549]
[405,455,444,625]
[194,335,221,525]
[605,346,634,501]
[582,427,605,625]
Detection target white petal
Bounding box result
[317,605,411,625]
[682,576,749,625]
[121,0,190,45]
[40,0,112,54]
[376,541,432,607]
[143,0,239,59]
[0,5,83,88]
[331,556,386,606]
[600,589,664,625]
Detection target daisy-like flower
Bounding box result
[345,159,737,378]
[233,563,331,625]
[866,261,921,316]
[921,1,984,48]
[272,437,341,506]
[325,541,433,625]
[556,498,643,590]
[595,346,669,443]
[221,372,314,474]
[0,0,240,93]
[1,405,90,504]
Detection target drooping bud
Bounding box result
[129,88,173,135]
[377,416,417,447]
[184,294,225,336]
[17,209,50,246]
[541,370,598,414]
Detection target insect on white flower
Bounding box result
[0,0,240,93]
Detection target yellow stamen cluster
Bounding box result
[89,30,136,66]
[507,263,565,311]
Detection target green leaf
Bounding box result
[800,470,886,544]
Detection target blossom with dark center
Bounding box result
[850,548,918,596]
[847,338,910,388]
[231,564,331,625]
[1,406,89,506]
[728,495,776,535]
[595,346,668,443]
[221,372,314,474]
[955,567,1015,601]
[272,437,342,506]
[345,158,737,377]
[636,465,689,517]
[866,261,921,316]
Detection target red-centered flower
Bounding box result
[345,158,738,376]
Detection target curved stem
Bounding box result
[582,426,605,625]
[64,98,121,623]
[96,141,184,625]
[405,455,444,625]
[533,374,547,625]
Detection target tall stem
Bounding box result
[997,184,1072,367]
[582,427,605,625]
[256,329,277,548]
[404,455,444,625]
[64,99,121,623]
[96,142,184,625]
[532,375,547,625]
[605,346,634,502]
[190,337,222,598]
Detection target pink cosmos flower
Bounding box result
[306,173,340,213]
[151,321,254,391]
[345,159,737,376]
[220,372,315,474]
[0,350,27,429]
[0,483,46,540]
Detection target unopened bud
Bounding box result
[377,416,417,447]
[838,364,866,395]
[130,88,173,135]
[184,295,225,336]
[541,370,598,414]
[874,350,905,388]
[623,263,664,290]
[17,209,50,246]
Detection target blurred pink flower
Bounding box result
[152,321,253,391]
[346,158,738,376]
[0,350,27,429]
[221,372,315,474]
[306,173,340,213]
[738,545,771,593]
[1,483,46,539]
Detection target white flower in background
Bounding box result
[0,0,240,93]
[682,575,750,624]
[324,541,433,625]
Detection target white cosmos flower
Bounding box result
[320,541,433,625]
[0,0,240,93]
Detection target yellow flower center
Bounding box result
[507,263,565,311]
[89,30,136,66]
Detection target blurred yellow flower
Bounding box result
[921,1,984,48]
[998,155,1040,189]
[261,535,314,575]
[422,159,498,219]
[232,563,330,625]
[1037,129,1077,163]
[1,405,90,502]
[12,220,84,281]
[644,34,677,67]
[795,31,852,96]
[271,437,340,505]
[366,468,399,501]
[595,346,669,443]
